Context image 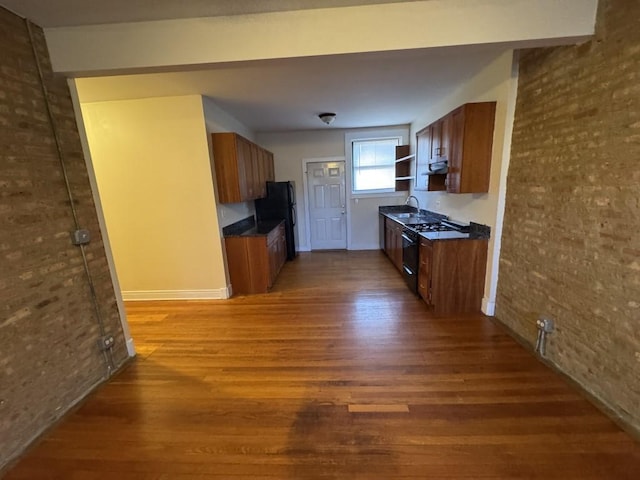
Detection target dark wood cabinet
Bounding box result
[415,125,431,191]
[382,216,403,272]
[267,223,287,288]
[417,238,433,302]
[446,102,495,193]
[415,120,449,192]
[225,222,286,295]
[418,237,488,315]
[414,102,496,193]
[211,132,275,204]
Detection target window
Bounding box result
[351,137,400,194]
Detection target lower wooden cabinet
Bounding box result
[225,222,286,295]
[383,216,403,272]
[418,237,488,315]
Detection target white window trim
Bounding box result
[345,127,409,199]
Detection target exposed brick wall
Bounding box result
[496,0,640,431]
[0,8,129,468]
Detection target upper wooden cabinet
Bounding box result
[447,102,496,193]
[415,102,496,194]
[211,132,275,204]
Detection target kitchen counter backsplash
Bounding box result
[222,216,256,236]
[378,206,447,223]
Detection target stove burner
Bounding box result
[411,223,455,233]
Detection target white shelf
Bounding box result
[395,153,416,163]
[395,176,415,181]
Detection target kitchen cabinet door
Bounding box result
[263,150,275,183]
[383,217,403,272]
[239,137,256,199]
[389,220,403,272]
[393,224,403,271]
[418,238,433,304]
[414,126,430,191]
[211,132,275,203]
[425,238,488,315]
[226,222,286,295]
[447,102,496,194]
[416,123,448,192]
[430,120,441,161]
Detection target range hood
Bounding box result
[426,160,448,175]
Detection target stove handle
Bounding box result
[401,233,415,243]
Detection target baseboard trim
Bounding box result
[481,298,496,316]
[125,337,136,357]
[122,287,231,301]
[297,246,311,252]
[492,316,640,442]
[0,356,133,475]
[348,244,380,251]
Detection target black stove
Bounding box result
[411,223,455,233]
[400,219,470,295]
[408,220,470,234]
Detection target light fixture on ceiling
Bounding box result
[318,112,336,125]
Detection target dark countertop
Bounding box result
[378,206,447,224]
[222,216,283,238]
[420,231,470,241]
[379,206,490,241]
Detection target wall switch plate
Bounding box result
[72,229,91,245]
[97,335,115,351]
[537,318,555,333]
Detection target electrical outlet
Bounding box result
[537,318,555,333]
[71,229,91,245]
[97,335,115,351]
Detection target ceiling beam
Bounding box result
[44,0,598,76]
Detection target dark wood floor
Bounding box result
[5,251,640,479]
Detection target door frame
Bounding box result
[301,156,348,252]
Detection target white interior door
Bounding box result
[306,161,347,250]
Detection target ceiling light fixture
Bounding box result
[318,112,336,125]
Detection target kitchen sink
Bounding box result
[392,212,433,222]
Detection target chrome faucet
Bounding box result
[405,195,420,211]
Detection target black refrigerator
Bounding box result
[255,181,297,260]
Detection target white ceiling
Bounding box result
[3,0,507,133]
[77,45,507,132]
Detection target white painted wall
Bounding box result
[201,96,258,230]
[409,50,518,314]
[44,0,596,75]
[257,127,408,251]
[80,95,229,300]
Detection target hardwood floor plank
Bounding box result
[4,251,639,479]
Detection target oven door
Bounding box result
[401,231,419,294]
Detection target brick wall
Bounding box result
[496,0,640,432]
[0,8,129,468]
